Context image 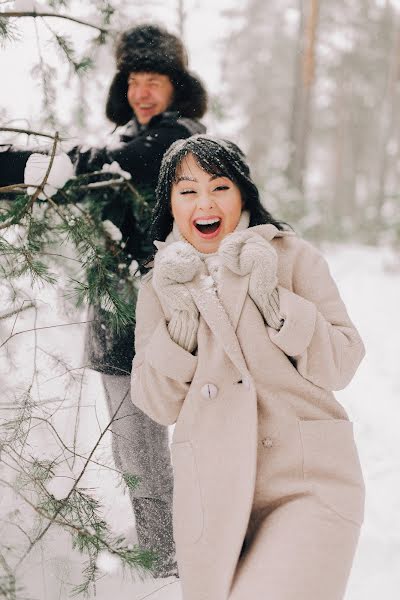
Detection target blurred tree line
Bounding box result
[222,0,400,244]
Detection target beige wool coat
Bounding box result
[131,224,366,600]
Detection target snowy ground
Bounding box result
[1,242,399,599]
[327,244,400,600]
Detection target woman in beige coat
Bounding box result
[131,136,366,600]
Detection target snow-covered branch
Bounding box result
[0,126,69,140]
[1,11,110,34]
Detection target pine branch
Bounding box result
[79,177,126,190]
[137,580,178,600]
[0,14,18,45]
[0,184,30,194]
[3,415,125,486]
[41,17,94,75]
[0,302,35,321]
[0,476,155,577]
[1,11,110,34]
[0,126,69,140]
[14,386,141,568]
[0,551,19,600]
[0,319,94,350]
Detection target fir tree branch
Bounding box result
[0,475,147,568]
[29,131,59,204]
[32,17,56,126]
[0,552,19,600]
[2,521,33,545]
[79,177,126,190]
[1,12,109,34]
[4,416,121,477]
[15,387,132,567]
[0,127,69,140]
[0,302,35,321]
[37,251,82,263]
[41,17,94,75]
[137,579,178,600]
[0,319,94,350]
[0,183,30,194]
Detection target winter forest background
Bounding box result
[1,0,399,599]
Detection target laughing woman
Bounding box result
[130,135,366,600]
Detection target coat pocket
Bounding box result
[170,441,204,545]
[298,419,365,526]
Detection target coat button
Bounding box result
[241,376,251,390]
[262,437,273,448]
[201,383,218,400]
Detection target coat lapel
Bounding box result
[217,265,249,331]
[187,274,249,378]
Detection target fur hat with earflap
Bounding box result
[106,24,208,126]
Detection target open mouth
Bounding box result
[194,217,222,237]
[136,105,155,114]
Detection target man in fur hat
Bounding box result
[0,24,208,580]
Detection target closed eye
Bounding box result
[214,185,230,191]
[180,189,196,195]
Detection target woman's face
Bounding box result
[171,153,243,254]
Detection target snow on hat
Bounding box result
[106,24,208,126]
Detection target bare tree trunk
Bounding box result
[375,2,400,221]
[177,0,186,40]
[332,70,358,231]
[287,0,320,192]
[333,78,345,223]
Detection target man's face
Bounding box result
[127,72,174,125]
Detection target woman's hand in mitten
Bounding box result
[24,152,74,200]
[219,230,283,329]
[152,241,203,351]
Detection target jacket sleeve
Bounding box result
[0,145,32,187]
[131,276,198,426]
[0,122,191,189]
[69,122,191,187]
[268,239,365,391]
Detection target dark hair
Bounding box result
[149,135,289,244]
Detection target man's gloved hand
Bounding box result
[152,241,203,352]
[24,152,74,200]
[219,229,283,330]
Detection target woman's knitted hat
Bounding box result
[106,24,208,126]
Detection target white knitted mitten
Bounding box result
[24,152,74,200]
[152,241,202,352]
[219,230,283,329]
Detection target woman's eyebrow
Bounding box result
[175,173,226,183]
[176,175,197,183]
